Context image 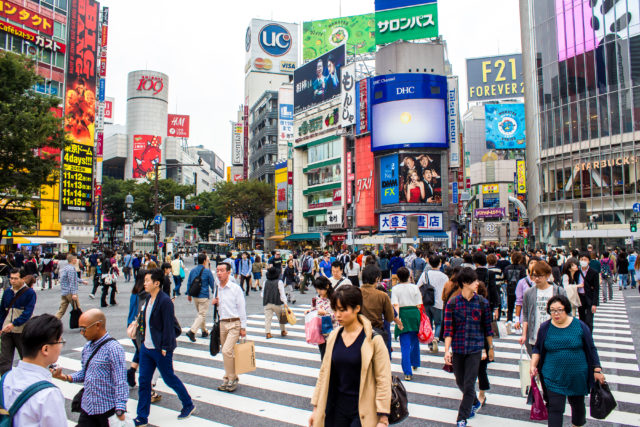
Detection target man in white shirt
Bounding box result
[417,255,449,352]
[2,314,67,425]
[211,262,247,393]
[328,261,352,289]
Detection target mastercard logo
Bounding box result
[254,57,273,70]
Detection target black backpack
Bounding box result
[419,271,435,307]
[188,267,205,297]
[505,266,521,294]
[301,256,312,273]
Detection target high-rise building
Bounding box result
[520,0,640,249]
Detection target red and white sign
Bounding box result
[104,98,113,123]
[96,132,103,157]
[355,135,376,228]
[333,189,342,203]
[0,20,64,52]
[167,114,190,138]
[346,150,354,204]
[137,75,164,95]
[0,0,54,35]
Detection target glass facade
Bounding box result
[530,0,640,234]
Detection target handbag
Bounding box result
[491,320,500,338]
[320,315,333,335]
[179,264,185,280]
[590,381,617,420]
[71,338,116,412]
[519,345,531,397]
[304,311,325,345]
[389,375,409,424]
[417,306,434,344]
[529,376,548,421]
[234,339,256,375]
[209,287,221,356]
[126,320,138,340]
[69,301,82,330]
[284,305,297,325]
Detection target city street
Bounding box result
[25,258,640,426]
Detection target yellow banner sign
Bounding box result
[482,184,499,194]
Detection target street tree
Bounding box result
[130,179,194,231]
[101,177,136,246]
[189,191,226,241]
[0,52,69,238]
[213,180,275,247]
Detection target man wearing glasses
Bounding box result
[2,314,67,425]
[0,268,37,375]
[52,308,128,425]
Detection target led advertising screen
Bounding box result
[132,135,162,179]
[398,152,442,205]
[371,73,448,151]
[294,44,345,114]
[466,54,523,102]
[303,14,375,61]
[485,103,526,150]
[379,154,399,205]
[355,135,376,228]
[61,143,93,212]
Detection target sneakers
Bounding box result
[133,418,148,427]
[469,399,482,419]
[226,379,239,392]
[88,293,95,299]
[126,367,137,387]
[186,330,196,342]
[201,330,209,338]
[457,420,467,427]
[404,375,412,381]
[217,381,229,391]
[430,340,439,353]
[177,404,196,420]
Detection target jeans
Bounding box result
[137,344,192,422]
[173,275,182,295]
[620,274,628,289]
[123,267,132,282]
[452,351,482,422]
[0,332,23,375]
[399,332,420,376]
[77,408,115,427]
[41,272,53,289]
[426,306,442,340]
[546,389,586,427]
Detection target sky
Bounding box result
[101,0,522,167]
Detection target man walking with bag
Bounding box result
[0,268,37,374]
[186,253,216,342]
[55,255,84,321]
[211,262,247,393]
[299,250,314,295]
[52,308,128,425]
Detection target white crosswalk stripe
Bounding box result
[54,298,639,426]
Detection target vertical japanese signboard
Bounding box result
[356,78,369,134]
[355,135,375,227]
[340,63,356,127]
[516,159,527,194]
[278,87,294,149]
[63,0,99,212]
[447,76,460,168]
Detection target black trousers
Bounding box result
[506,293,516,321]
[239,275,251,295]
[77,408,115,427]
[101,283,117,307]
[452,351,482,422]
[577,294,594,331]
[478,358,490,391]
[0,332,23,375]
[546,390,586,427]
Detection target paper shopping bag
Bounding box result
[519,346,531,397]
[234,340,256,375]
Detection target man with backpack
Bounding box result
[417,255,448,353]
[502,252,527,323]
[0,314,67,425]
[185,253,216,343]
[300,250,314,294]
[600,251,615,303]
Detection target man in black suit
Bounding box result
[574,252,600,331]
[473,252,501,320]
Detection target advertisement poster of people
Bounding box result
[132,135,162,179]
[485,103,526,149]
[294,44,345,114]
[399,153,442,205]
[302,14,375,61]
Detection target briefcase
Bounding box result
[234,339,256,375]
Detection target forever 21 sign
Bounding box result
[137,75,164,95]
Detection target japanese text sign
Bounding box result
[375,3,438,45]
[379,212,443,232]
[517,160,527,194]
[61,143,93,212]
[474,208,506,219]
[340,63,356,127]
[0,0,53,35]
[482,184,499,194]
[0,20,65,53]
[132,135,161,179]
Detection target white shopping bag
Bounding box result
[519,345,531,398]
[109,414,134,427]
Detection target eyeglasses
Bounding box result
[549,309,565,315]
[47,339,66,346]
[530,274,545,278]
[79,321,100,333]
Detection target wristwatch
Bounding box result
[115,410,125,417]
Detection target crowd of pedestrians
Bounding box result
[0,244,627,426]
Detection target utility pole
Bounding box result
[154,162,160,255]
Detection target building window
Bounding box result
[306,164,341,187]
[307,139,341,164]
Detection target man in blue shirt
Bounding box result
[186,253,216,342]
[628,250,637,289]
[318,253,332,278]
[122,251,133,282]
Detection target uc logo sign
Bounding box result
[259,24,292,57]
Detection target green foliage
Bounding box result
[0,51,69,238]
[213,180,275,245]
[189,191,226,240]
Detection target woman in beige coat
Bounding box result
[309,285,392,427]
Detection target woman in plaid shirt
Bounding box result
[443,268,494,427]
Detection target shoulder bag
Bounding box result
[419,271,435,307]
[209,286,221,356]
[71,338,116,412]
[188,267,205,297]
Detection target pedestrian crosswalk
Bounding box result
[55,295,639,426]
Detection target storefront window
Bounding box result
[307,190,339,209]
[306,164,341,186]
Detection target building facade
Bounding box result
[520,0,640,249]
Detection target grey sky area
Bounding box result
[102,0,521,165]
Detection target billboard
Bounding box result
[0,20,64,53]
[0,0,54,35]
[482,184,499,194]
[167,114,190,138]
[278,86,294,146]
[485,103,526,149]
[375,2,438,45]
[447,76,460,168]
[355,135,376,228]
[232,122,244,165]
[474,208,506,219]
[375,0,436,11]
[61,143,93,212]
[294,44,345,114]
[274,161,289,235]
[371,73,448,151]
[294,106,340,145]
[245,19,299,75]
[213,155,225,179]
[379,154,399,205]
[466,54,523,101]
[397,152,442,205]
[517,159,526,194]
[356,77,370,135]
[104,97,114,123]
[132,135,161,179]
[379,212,443,232]
[340,63,356,127]
[302,14,375,61]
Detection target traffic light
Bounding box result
[186,204,200,211]
[631,220,638,233]
[6,228,12,237]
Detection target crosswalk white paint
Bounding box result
[54,297,639,426]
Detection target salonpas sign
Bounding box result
[375,3,439,45]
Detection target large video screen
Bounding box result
[294,45,345,114]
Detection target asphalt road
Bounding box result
[22,262,640,426]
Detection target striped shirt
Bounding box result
[60,263,79,296]
[71,333,128,414]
